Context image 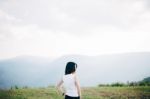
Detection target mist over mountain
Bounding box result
[0,52,150,88]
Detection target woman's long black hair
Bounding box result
[65,62,77,75]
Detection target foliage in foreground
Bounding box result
[0,86,150,99]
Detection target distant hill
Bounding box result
[0,52,150,88]
[142,77,150,82]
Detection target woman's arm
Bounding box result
[74,74,81,97]
[56,79,64,95]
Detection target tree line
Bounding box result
[98,77,150,87]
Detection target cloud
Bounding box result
[0,0,150,59]
[1,0,150,34]
[0,9,23,40]
[0,0,150,34]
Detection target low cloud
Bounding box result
[1,0,150,34]
[0,0,150,59]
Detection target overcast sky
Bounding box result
[0,0,150,59]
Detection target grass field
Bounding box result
[0,86,150,99]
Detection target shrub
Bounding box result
[15,85,19,89]
[98,84,110,87]
[111,82,125,87]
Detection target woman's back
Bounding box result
[63,74,78,97]
[56,62,81,99]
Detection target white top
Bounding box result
[62,74,78,97]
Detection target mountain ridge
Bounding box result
[0,52,150,88]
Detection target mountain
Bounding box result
[142,77,150,82]
[0,56,53,88]
[0,52,150,88]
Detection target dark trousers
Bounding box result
[65,95,80,99]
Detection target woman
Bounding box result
[56,62,81,99]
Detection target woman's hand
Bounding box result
[56,79,64,96]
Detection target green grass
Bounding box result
[0,86,150,99]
